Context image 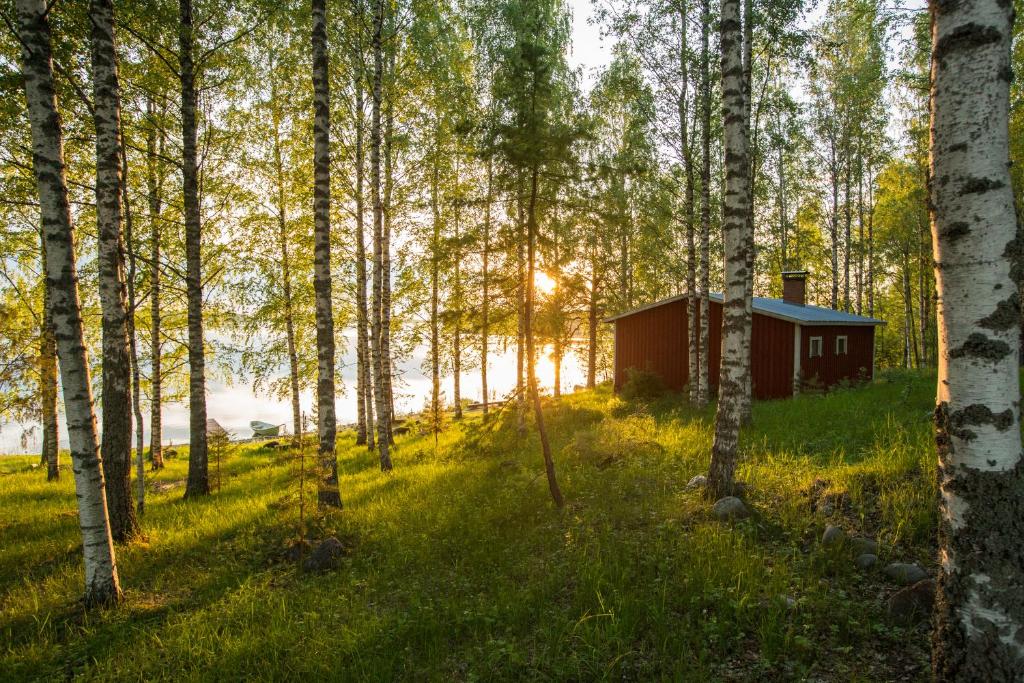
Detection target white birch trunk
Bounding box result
[17,0,122,605]
[90,0,137,541]
[929,0,1024,675]
[311,0,341,505]
[706,0,751,497]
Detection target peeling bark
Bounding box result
[929,0,1024,674]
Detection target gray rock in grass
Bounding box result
[822,525,845,547]
[883,562,928,586]
[849,537,879,556]
[303,537,347,572]
[712,496,750,521]
[686,474,707,490]
[854,553,878,570]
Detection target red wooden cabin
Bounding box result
[605,272,885,400]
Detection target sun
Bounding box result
[534,270,557,296]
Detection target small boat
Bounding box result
[250,421,282,438]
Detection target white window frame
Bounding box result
[809,336,823,359]
[835,335,848,356]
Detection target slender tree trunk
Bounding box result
[429,156,442,439]
[856,139,864,315]
[145,98,164,470]
[121,134,145,518]
[90,0,137,541]
[369,0,392,469]
[516,184,526,433]
[843,134,852,312]
[866,156,875,317]
[738,0,754,426]
[272,115,302,447]
[17,0,122,604]
[706,0,750,498]
[830,137,840,310]
[697,0,711,409]
[40,237,59,481]
[179,0,209,498]
[587,244,598,390]
[679,0,698,405]
[526,166,563,508]
[929,0,1024,674]
[311,0,341,503]
[353,33,371,447]
[381,62,396,446]
[452,156,463,419]
[918,222,930,366]
[481,159,492,413]
[778,137,787,268]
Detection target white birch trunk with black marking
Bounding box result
[39,237,60,481]
[352,36,371,447]
[696,0,712,409]
[369,0,392,470]
[929,0,1024,675]
[90,0,137,541]
[17,0,122,604]
[179,0,209,498]
[145,98,164,470]
[706,0,750,498]
[311,0,341,504]
[679,0,698,406]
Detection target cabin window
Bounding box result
[809,336,823,358]
[835,335,848,355]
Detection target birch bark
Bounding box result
[17,0,122,604]
[929,0,1024,674]
[90,0,138,540]
[311,0,341,504]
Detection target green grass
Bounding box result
[0,371,938,681]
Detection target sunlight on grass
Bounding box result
[0,371,939,680]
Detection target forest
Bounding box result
[0,0,1021,679]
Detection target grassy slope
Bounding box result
[0,371,938,681]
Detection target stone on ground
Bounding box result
[854,553,878,570]
[821,525,845,547]
[848,537,878,556]
[712,496,750,521]
[303,537,346,572]
[686,475,707,490]
[883,562,928,586]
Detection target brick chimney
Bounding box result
[782,271,808,306]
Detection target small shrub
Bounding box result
[620,367,666,401]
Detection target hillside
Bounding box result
[0,372,938,681]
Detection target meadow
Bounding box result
[1,371,938,681]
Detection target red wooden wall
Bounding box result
[613,301,877,400]
[798,325,875,389]
[750,313,795,399]
[613,299,724,394]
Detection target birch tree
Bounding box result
[311,0,342,504]
[179,0,210,498]
[705,0,750,498]
[929,0,1024,674]
[90,0,139,541]
[16,0,122,605]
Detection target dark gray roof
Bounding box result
[603,292,885,326]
